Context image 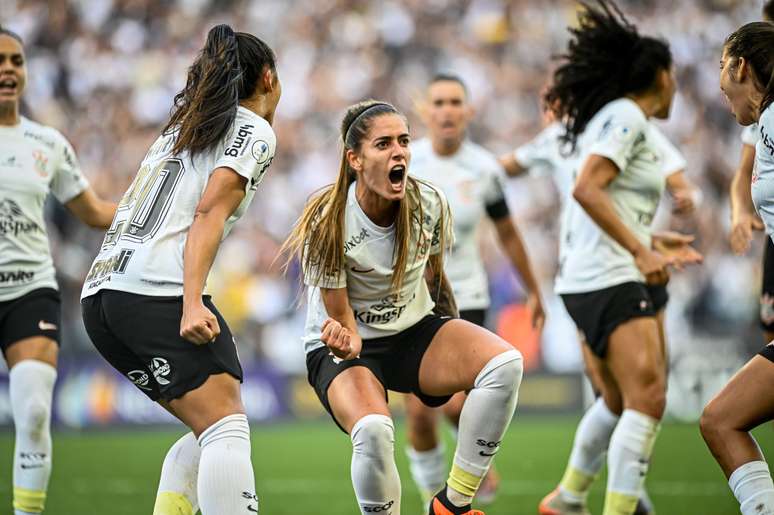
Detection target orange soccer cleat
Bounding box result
[538,488,591,515]
[428,489,484,515]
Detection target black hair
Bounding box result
[544,0,672,150]
[163,24,276,156]
[429,73,468,95]
[764,1,774,22]
[0,26,23,44]
[725,22,774,115]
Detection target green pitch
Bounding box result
[0,416,771,514]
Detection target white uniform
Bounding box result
[513,121,578,201]
[0,117,89,302]
[555,98,668,294]
[743,123,760,147]
[649,124,687,178]
[752,107,774,238]
[302,180,450,354]
[81,107,276,298]
[410,138,508,311]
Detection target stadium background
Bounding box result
[1,0,773,513]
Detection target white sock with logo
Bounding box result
[350,414,401,515]
[729,461,774,515]
[447,350,522,507]
[10,360,56,515]
[197,414,258,515]
[407,443,447,503]
[153,432,200,515]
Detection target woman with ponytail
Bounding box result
[80,25,280,515]
[537,2,702,515]
[701,21,774,515]
[283,100,523,515]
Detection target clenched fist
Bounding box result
[321,318,362,360]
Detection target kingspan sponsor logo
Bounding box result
[149,357,171,386]
[353,293,414,325]
[0,199,40,236]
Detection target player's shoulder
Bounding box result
[760,105,774,134]
[595,98,647,129]
[233,107,275,142]
[460,140,501,175]
[19,117,70,150]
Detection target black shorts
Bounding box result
[0,288,61,353]
[761,238,774,332]
[306,314,453,433]
[460,309,486,327]
[561,281,668,358]
[81,289,242,402]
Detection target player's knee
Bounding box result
[476,350,523,396]
[700,400,727,444]
[351,414,395,462]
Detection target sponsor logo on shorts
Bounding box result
[149,357,171,386]
[225,124,254,158]
[127,370,152,391]
[362,500,394,513]
[242,491,259,513]
[38,320,57,331]
[476,438,501,457]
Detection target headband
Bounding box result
[344,102,394,143]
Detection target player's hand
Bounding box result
[526,292,546,334]
[633,246,672,285]
[652,231,704,271]
[321,318,361,360]
[730,212,765,255]
[180,301,220,345]
[671,189,695,215]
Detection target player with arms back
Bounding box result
[80,25,280,515]
[0,26,115,515]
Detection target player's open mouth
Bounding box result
[0,78,17,96]
[388,164,406,191]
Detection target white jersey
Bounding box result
[81,107,276,298]
[649,124,687,177]
[302,180,450,353]
[513,122,578,201]
[409,138,508,310]
[0,117,89,302]
[742,123,760,147]
[752,107,774,238]
[555,98,667,294]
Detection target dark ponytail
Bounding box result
[0,26,23,44]
[764,1,774,22]
[724,22,774,115]
[164,24,276,156]
[544,0,671,150]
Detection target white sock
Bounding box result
[406,443,446,501]
[10,360,56,515]
[559,398,620,504]
[197,414,257,515]
[154,432,200,515]
[729,461,774,515]
[604,409,660,515]
[447,350,523,507]
[350,414,401,515]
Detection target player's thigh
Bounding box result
[581,337,622,414]
[167,372,244,437]
[1,288,62,368]
[418,318,512,397]
[605,316,666,398]
[5,336,58,369]
[328,365,390,434]
[704,354,774,432]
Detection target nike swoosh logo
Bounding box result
[351,267,374,273]
[247,505,259,513]
[478,450,498,457]
[20,464,44,469]
[38,320,57,331]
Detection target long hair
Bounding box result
[163,24,276,156]
[724,22,774,115]
[281,100,451,295]
[764,1,774,22]
[544,0,672,150]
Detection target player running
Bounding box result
[0,26,116,515]
[80,25,280,515]
[529,1,701,514]
[728,1,774,344]
[403,73,544,507]
[701,20,774,515]
[282,99,523,515]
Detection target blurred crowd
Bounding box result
[0,0,766,377]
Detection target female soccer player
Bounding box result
[0,27,115,515]
[283,100,523,515]
[404,73,545,507]
[530,2,699,514]
[728,0,774,344]
[80,25,280,515]
[701,21,774,515]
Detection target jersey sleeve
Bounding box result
[587,104,648,173]
[649,125,687,177]
[302,259,347,289]
[49,133,89,204]
[213,116,277,192]
[742,124,760,147]
[513,124,560,176]
[483,163,510,220]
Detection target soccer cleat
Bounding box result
[538,488,591,515]
[475,467,500,505]
[428,488,485,515]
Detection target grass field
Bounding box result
[0,416,771,514]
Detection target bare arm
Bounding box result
[665,170,699,215]
[65,188,117,229]
[573,154,670,283]
[729,144,764,254]
[425,255,458,318]
[493,216,545,330]
[320,287,362,360]
[498,153,528,178]
[180,167,246,344]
